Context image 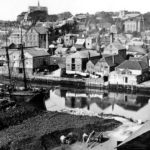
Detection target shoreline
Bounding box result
[49,107,143,150]
[0,95,143,150]
[2,74,150,94]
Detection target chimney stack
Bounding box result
[88,51,90,60]
[110,33,114,44]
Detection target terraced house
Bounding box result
[12,48,50,76]
[25,26,49,49]
[86,54,124,80]
[109,59,149,85]
[66,50,100,74]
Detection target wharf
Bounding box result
[1,75,150,94]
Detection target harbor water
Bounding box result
[44,86,150,122]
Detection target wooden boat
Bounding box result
[3,26,49,101]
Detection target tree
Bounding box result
[28,10,48,25]
[58,11,72,20]
[17,12,27,23]
[47,15,58,22]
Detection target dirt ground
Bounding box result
[0,110,121,150]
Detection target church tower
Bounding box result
[38,0,40,8]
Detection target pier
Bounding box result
[1,74,150,94]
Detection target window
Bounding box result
[125,95,128,102]
[72,58,75,64]
[125,77,128,83]
[0,62,3,66]
[19,68,23,73]
[72,64,75,71]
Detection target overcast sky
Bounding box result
[0,0,150,20]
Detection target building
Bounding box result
[0,49,16,74]
[127,45,147,58]
[119,10,128,19]
[145,52,150,67]
[96,22,111,31]
[74,37,86,50]
[86,59,99,74]
[28,1,48,13]
[94,55,124,78]
[94,56,115,77]
[75,14,87,23]
[12,48,50,76]
[50,55,66,69]
[66,50,100,74]
[64,34,76,47]
[127,37,144,46]
[109,59,149,85]
[85,36,97,49]
[103,40,126,59]
[124,15,144,33]
[8,28,26,46]
[25,26,49,49]
[77,22,87,32]
[55,47,69,56]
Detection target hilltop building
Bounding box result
[28,1,48,13]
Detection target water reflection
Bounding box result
[45,87,150,121]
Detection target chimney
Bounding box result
[112,55,115,64]
[110,33,114,44]
[46,33,49,50]
[88,51,90,60]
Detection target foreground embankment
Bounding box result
[0,109,121,150]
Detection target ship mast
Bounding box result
[5,24,12,85]
[20,25,27,90]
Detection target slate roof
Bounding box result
[89,58,100,65]
[26,49,49,57]
[112,40,126,50]
[55,47,68,53]
[74,44,84,49]
[0,49,17,55]
[34,27,48,34]
[68,50,100,59]
[114,54,125,65]
[75,38,85,45]
[117,60,148,70]
[99,54,124,67]
[128,46,147,54]
[99,56,115,67]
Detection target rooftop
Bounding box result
[25,49,49,57]
[128,46,147,55]
[28,26,48,34]
[68,50,100,59]
[117,60,148,70]
[99,56,115,67]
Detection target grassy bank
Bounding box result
[0,111,121,150]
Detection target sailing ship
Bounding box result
[2,25,49,101]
